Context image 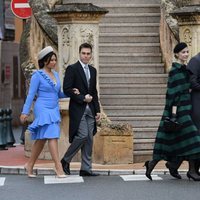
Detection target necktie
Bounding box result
[84,65,90,86]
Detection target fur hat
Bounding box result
[38,46,54,60]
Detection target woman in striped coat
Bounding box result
[144,42,200,181]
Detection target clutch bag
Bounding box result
[163,116,182,133]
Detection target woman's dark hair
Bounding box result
[38,52,57,69]
[79,43,92,53]
[174,54,179,59]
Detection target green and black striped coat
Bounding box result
[153,62,200,161]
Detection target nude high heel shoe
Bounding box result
[24,164,37,178]
[54,168,67,178]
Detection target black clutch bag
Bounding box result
[163,106,183,133]
[163,116,182,133]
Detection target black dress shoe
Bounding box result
[79,170,100,176]
[61,159,70,175]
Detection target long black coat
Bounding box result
[63,61,100,143]
[187,53,200,130]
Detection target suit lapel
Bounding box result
[88,65,93,88]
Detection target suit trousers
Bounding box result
[63,106,95,172]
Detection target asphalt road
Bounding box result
[1,174,200,200]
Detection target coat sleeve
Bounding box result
[91,68,100,114]
[187,57,200,91]
[165,69,180,113]
[63,65,85,104]
[21,72,40,115]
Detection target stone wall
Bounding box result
[93,124,133,164]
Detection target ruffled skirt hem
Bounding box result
[28,122,60,140]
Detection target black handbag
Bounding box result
[163,106,183,133]
[163,115,182,133]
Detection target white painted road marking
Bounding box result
[14,3,30,8]
[44,175,84,184]
[120,175,163,181]
[0,177,6,186]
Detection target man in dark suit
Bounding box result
[61,43,101,176]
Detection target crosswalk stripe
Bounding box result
[0,177,6,186]
[120,175,163,181]
[44,175,84,184]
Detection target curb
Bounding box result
[0,166,188,176]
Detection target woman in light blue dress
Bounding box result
[20,46,79,178]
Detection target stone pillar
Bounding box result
[171,1,200,58]
[49,3,108,88]
[57,99,70,159]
